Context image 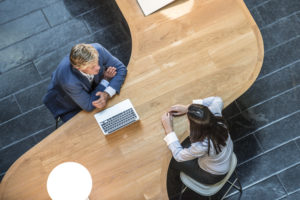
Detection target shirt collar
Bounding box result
[79,70,94,82]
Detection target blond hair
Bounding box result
[70,44,99,69]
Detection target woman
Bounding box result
[161,97,233,184]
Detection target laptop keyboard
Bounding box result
[100,108,138,134]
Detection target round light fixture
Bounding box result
[47,162,93,200]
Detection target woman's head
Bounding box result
[187,104,228,154]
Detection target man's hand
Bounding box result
[161,112,173,135]
[92,91,109,109]
[168,104,189,116]
[103,66,117,81]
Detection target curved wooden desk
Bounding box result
[0,0,263,199]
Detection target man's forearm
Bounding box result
[104,86,116,97]
[102,91,110,101]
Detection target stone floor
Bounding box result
[0,0,299,199]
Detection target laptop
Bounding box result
[137,0,175,16]
[94,99,140,135]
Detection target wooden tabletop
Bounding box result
[0,0,263,199]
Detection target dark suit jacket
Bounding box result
[43,43,127,122]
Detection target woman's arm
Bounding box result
[164,132,206,162]
[162,112,206,162]
[168,105,189,116]
[193,96,223,116]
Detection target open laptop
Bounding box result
[94,99,140,135]
[137,0,175,16]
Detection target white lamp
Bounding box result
[47,162,93,200]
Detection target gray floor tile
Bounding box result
[286,190,300,199]
[249,7,265,28]
[0,136,37,174]
[278,164,300,193]
[15,79,51,112]
[0,11,49,49]
[0,19,89,73]
[34,42,75,78]
[78,20,130,50]
[236,141,300,187]
[42,1,72,26]
[296,138,300,149]
[63,0,104,17]
[82,1,123,33]
[227,176,286,200]
[237,65,294,110]
[259,36,300,77]
[90,23,131,51]
[228,113,258,141]
[211,177,241,200]
[256,0,300,27]
[0,106,54,149]
[261,14,300,51]
[0,95,21,123]
[290,61,300,86]
[33,125,56,144]
[0,173,4,182]
[229,86,300,140]
[255,111,300,151]
[0,63,41,99]
[234,134,263,164]
[109,41,132,66]
[222,101,241,119]
[0,0,59,24]
[244,0,269,10]
[297,13,300,32]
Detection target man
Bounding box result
[43,43,127,122]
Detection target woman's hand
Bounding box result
[161,112,173,135]
[168,104,188,116]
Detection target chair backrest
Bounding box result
[225,153,237,180]
[180,153,238,196]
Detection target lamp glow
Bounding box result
[47,162,93,200]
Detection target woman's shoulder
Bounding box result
[191,139,209,148]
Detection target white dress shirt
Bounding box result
[80,71,116,97]
[164,97,233,175]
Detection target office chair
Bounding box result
[179,153,242,200]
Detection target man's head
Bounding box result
[70,44,100,75]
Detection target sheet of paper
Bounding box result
[137,0,175,16]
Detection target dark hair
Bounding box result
[187,104,229,155]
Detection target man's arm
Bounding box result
[63,83,106,112]
[94,43,127,95]
[90,66,117,109]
